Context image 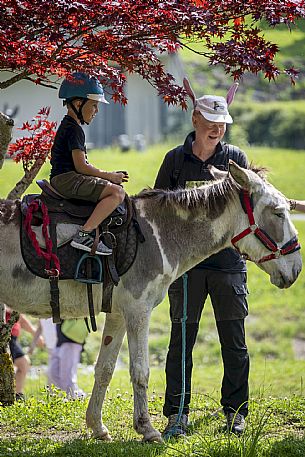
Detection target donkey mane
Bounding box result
[136,165,267,217]
[136,175,241,220]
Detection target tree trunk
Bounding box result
[6,158,45,200]
[0,305,18,406]
[0,352,16,406]
[0,112,14,170]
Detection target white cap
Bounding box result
[183,77,238,124]
[195,95,233,124]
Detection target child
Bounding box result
[49,319,89,398]
[50,72,128,255]
[5,307,44,400]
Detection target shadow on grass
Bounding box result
[0,437,166,457]
[268,435,305,457]
[185,435,305,457]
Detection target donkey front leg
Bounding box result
[126,310,162,443]
[86,312,126,440]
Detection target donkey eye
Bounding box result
[275,212,285,219]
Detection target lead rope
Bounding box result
[164,272,188,440]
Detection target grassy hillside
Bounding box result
[180,19,305,64]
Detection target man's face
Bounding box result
[192,111,226,147]
[81,99,100,124]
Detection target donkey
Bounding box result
[0,161,301,442]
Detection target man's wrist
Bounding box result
[289,199,297,211]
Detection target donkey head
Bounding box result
[228,161,302,289]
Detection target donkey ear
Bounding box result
[208,164,228,180]
[226,82,239,106]
[229,160,251,189]
[183,77,196,107]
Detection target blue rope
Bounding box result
[164,272,188,440]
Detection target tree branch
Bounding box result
[6,158,45,200]
[0,71,29,89]
[24,77,58,89]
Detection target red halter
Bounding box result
[231,190,301,263]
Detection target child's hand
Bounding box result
[111,171,129,184]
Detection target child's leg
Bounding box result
[14,354,30,396]
[82,183,125,232]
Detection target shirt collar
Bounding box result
[183,131,225,160]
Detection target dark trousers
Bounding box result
[163,269,250,418]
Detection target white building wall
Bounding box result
[125,74,161,145]
[1,52,185,147]
[0,72,65,141]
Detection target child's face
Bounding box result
[82,99,100,124]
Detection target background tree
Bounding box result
[1,0,305,196]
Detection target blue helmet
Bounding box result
[59,72,109,104]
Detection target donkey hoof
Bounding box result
[143,430,163,443]
[97,432,112,442]
[92,425,112,441]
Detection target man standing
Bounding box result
[154,78,249,437]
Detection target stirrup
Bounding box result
[74,253,103,284]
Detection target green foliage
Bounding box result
[229,101,305,149]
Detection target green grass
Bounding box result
[0,387,304,456]
[259,19,305,64]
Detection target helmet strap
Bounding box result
[67,99,89,125]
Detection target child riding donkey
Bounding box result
[50,72,129,255]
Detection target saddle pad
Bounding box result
[20,216,139,281]
[20,221,87,280]
[31,223,80,249]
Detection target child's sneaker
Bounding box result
[71,230,112,256]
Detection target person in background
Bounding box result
[154,78,250,437]
[289,199,305,212]
[5,307,44,400]
[49,319,89,398]
[29,318,57,387]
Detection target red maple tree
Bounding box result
[1,0,305,197]
[2,0,305,104]
[7,107,56,170]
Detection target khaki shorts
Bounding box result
[51,171,108,203]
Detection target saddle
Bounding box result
[20,180,145,329]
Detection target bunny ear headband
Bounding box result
[183,77,239,107]
[182,77,239,124]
